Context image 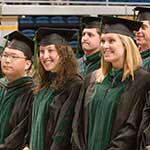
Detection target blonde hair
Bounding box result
[96,34,142,82]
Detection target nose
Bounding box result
[82,33,88,41]
[102,41,109,49]
[42,51,49,59]
[4,56,11,62]
[136,27,142,34]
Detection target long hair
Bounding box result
[96,34,142,82]
[35,44,79,92]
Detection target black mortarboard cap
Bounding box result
[101,16,143,38]
[36,27,78,46]
[4,31,34,59]
[134,7,150,21]
[81,16,101,29]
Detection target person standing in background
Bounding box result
[0,31,34,150]
[133,7,150,150]
[29,27,83,150]
[78,16,102,77]
[134,7,150,70]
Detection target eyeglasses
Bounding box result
[1,54,26,61]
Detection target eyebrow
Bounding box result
[142,23,149,28]
[3,51,24,56]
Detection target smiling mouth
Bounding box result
[43,60,53,63]
[104,51,112,54]
[82,42,89,45]
[136,36,143,38]
[3,66,12,70]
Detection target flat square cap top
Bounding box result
[134,7,150,21]
[81,16,101,29]
[4,31,34,59]
[36,27,78,46]
[101,16,142,38]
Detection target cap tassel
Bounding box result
[33,36,38,70]
[2,35,9,52]
[100,16,104,34]
[133,9,136,20]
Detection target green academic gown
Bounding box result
[0,76,34,150]
[72,67,150,150]
[30,76,83,150]
[141,50,150,71]
[78,51,101,77]
[88,69,128,150]
[136,49,150,150]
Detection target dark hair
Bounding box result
[35,44,79,92]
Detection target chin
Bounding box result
[45,68,52,72]
[136,41,142,45]
[136,39,144,44]
[104,58,113,63]
[2,70,11,74]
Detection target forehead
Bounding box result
[3,47,25,55]
[82,28,99,34]
[101,33,119,38]
[39,44,56,50]
[141,20,150,26]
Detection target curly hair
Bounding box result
[35,44,79,92]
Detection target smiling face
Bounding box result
[1,47,31,82]
[135,20,150,51]
[81,28,101,56]
[100,33,125,69]
[39,44,60,72]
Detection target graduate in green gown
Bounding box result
[78,16,102,77]
[29,27,83,150]
[133,7,150,150]
[0,31,34,150]
[134,7,150,71]
[72,16,150,150]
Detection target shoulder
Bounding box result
[82,71,98,95]
[54,77,84,103]
[0,77,6,84]
[134,67,150,82]
[65,75,84,90]
[78,56,84,64]
[85,70,98,85]
[133,67,150,90]
[0,78,7,89]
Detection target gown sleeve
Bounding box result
[50,79,83,150]
[107,75,150,150]
[0,91,34,150]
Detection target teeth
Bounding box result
[104,51,111,54]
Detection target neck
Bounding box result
[84,49,99,56]
[5,75,25,83]
[139,45,150,52]
[5,77,16,83]
[111,61,124,70]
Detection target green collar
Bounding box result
[141,50,150,59]
[108,68,123,81]
[83,51,101,63]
